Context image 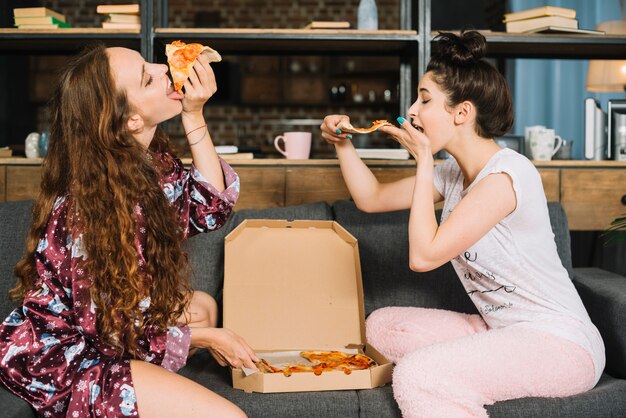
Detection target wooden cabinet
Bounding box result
[0,166,5,203]
[3,160,623,231]
[6,166,41,201]
[235,167,285,210]
[538,168,560,202]
[285,167,348,207]
[285,166,416,206]
[561,169,626,231]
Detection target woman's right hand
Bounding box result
[320,115,352,146]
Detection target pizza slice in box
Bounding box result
[254,350,377,377]
[165,40,222,93]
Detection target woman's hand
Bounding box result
[181,52,217,115]
[194,327,259,370]
[379,117,432,160]
[320,115,352,146]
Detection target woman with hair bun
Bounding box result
[321,30,604,417]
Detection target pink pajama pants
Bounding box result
[366,306,596,418]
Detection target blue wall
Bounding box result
[509,0,624,159]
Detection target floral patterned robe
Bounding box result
[0,153,239,417]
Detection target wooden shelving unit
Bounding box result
[154,28,418,56]
[1,0,626,146]
[478,31,626,59]
[0,28,141,53]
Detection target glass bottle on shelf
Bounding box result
[357,0,378,30]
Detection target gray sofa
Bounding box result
[1,199,625,417]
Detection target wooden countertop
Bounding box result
[2,157,625,168]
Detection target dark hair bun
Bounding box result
[432,31,487,66]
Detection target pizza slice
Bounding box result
[254,351,377,377]
[300,350,377,372]
[165,40,222,93]
[337,119,393,134]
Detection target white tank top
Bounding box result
[434,148,605,382]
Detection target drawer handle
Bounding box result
[622,195,626,206]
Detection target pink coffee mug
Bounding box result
[274,132,312,159]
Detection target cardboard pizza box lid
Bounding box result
[223,219,365,351]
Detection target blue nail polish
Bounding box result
[335,129,342,134]
[346,134,353,140]
[397,116,406,124]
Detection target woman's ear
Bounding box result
[127,114,144,132]
[454,101,474,125]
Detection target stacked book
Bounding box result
[215,146,254,160]
[13,7,71,29]
[503,6,602,35]
[97,4,140,30]
[303,21,351,30]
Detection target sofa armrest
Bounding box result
[573,267,626,379]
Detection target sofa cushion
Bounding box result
[486,372,626,417]
[179,350,360,417]
[184,217,235,299]
[547,202,574,277]
[573,267,626,379]
[0,200,32,319]
[347,372,626,418]
[332,200,477,316]
[0,385,35,418]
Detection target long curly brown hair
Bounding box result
[11,44,191,357]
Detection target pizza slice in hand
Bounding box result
[337,119,393,134]
[166,40,222,94]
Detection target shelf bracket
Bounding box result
[140,0,153,59]
[417,0,431,78]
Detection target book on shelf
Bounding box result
[101,22,141,30]
[13,7,66,22]
[303,21,351,30]
[14,16,69,26]
[355,148,410,160]
[215,145,254,160]
[107,13,141,24]
[503,6,576,23]
[524,26,605,35]
[96,4,140,15]
[16,24,70,29]
[505,15,577,33]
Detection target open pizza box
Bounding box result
[223,219,393,393]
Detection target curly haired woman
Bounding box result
[0,44,256,417]
[321,31,604,417]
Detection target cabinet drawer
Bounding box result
[561,169,626,231]
[234,167,285,209]
[0,166,6,202]
[285,167,349,206]
[285,167,414,206]
[538,168,559,202]
[6,166,41,201]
